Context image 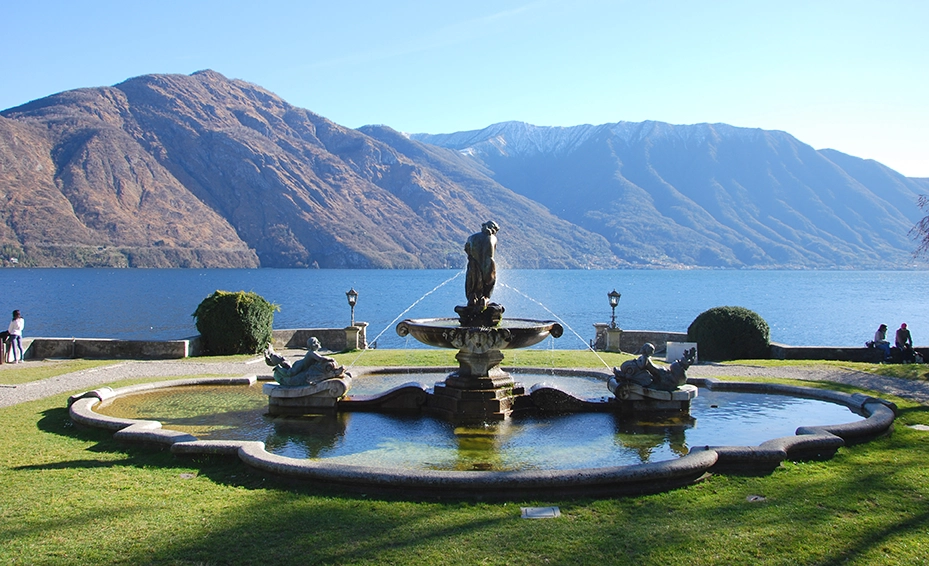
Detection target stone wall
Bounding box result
[622,331,689,354]
[592,325,688,354]
[770,342,929,363]
[271,324,367,352]
[11,324,368,361]
[25,337,193,360]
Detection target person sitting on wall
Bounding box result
[870,324,892,360]
[896,323,915,363]
[265,337,345,386]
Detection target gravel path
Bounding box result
[687,364,929,404]
[2,356,929,408]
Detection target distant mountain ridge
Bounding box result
[0,70,926,269]
[413,121,929,268]
[0,71,614,268]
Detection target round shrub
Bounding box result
[687,306,770,361]
[192,290,278,355]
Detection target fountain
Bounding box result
[65,222,899,498]
[396,221,565,422]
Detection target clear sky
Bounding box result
[3,0,927,176]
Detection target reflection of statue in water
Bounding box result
[265,337,345,387]
[611,343,696,392]
[457,221,504,326]
[615,414,694,461]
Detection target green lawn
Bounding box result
[0,359,117,386]
[1,353,929,565]
[334,348,632,370]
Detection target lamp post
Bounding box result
[608,289,621,329]
[346,288,358,326]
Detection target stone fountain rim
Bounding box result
[398,316,562,325]
[67,370,896,499]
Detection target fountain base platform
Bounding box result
[395,316,565,422]
[263,377,352,416]
[428,376,527,422]
[613,383,698,414]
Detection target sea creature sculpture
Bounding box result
[610,343,696,392]
[265,337,345,386]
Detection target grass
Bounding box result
[1,352,929,565]
[333,348,632,370]
[0,359,117,386]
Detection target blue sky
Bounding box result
[3,0,927,176]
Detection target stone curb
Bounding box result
[66,373,897,499]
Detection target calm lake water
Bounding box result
[0,268,926,348]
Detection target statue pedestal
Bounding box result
[613,383,698,414]
[428,348,523,422]
[396,317,563,422]
[429,378,525,423]
[345,323,368,350]
[593,323,623,352]
[264,376,352,416]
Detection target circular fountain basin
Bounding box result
[396,318,564,351]
[68,369,897,498]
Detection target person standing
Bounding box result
[7,310,24,363]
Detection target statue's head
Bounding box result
[482,221,499,234]
[307,337,321,351]
[641,343,655,357]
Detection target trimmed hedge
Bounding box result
[687,306,770,361]
[192,290,278,355]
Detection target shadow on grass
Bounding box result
[27,390,929,563]
[143,495,513,565]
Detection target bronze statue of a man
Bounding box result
[464,221,499,309]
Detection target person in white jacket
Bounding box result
[7,310,24,363]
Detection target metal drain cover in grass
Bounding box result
[521,506,561,519]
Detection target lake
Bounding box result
[0,269,925,348]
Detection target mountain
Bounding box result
[1,70,926,269]
[0,71,615,268]
[413,121,929,268]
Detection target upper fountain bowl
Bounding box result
[396,318,564,353]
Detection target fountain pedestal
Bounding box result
[396,318,562,423]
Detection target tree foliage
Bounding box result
[192,290,278,355]
[687,306,770,361]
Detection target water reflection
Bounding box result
[265,413,347,458]
[614,413,695,463]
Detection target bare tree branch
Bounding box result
[910,195,929,258]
